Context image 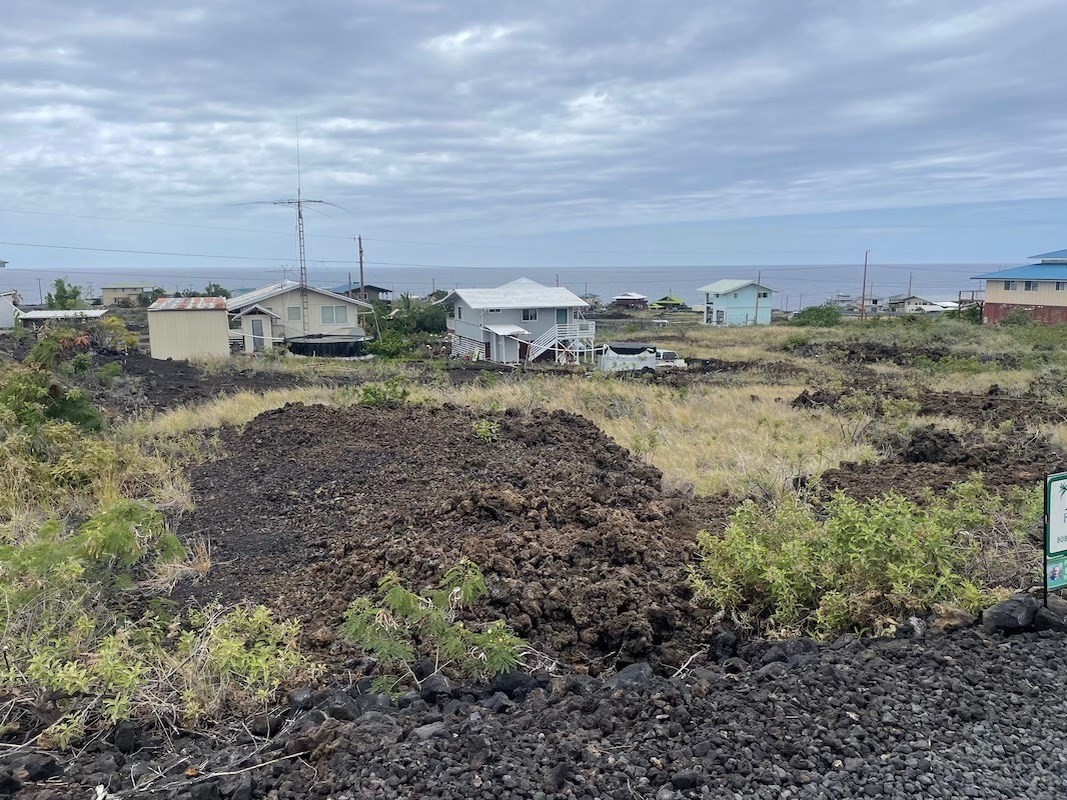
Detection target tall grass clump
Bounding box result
[691,479,1035,638]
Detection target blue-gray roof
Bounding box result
[1029,249,1067,261]
[973,263,1067,280]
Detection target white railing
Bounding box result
[527,322,596,362]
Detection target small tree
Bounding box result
[341,559,524,694]
[45,279,86,310]
[137,288,169,307]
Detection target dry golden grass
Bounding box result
[424,378,874,497]
[126,387,342,438]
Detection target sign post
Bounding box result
[1044,472,1067,606]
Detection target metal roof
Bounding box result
[148,297,227,311]
[228,280,372,311]
[231,304,281,320]
[697,279,776,294]
[18,309,109,320]
[1029,249,1067,261]
[973,264,1067,280]
[485,323,530,336]
[437,278,587,310]
[613,292,648,300]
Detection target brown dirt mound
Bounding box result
[817,424,1064,502]
[917,390,1067,427]
[177,403,730,676]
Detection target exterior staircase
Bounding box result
[527,322,596,363]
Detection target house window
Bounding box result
[286,306,302,322]
[455,305,462,320]
[757,291,769,299]
[487,308,501,313]
[1024,281,1040,291]
[732,293,739,299]
[1057,282,1066,291]
[1004,281,1017,291]
[321,306,349,325]
[522,308,538,321]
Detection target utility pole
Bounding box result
[860,250,870,320]
[555,273,560,288]
[37,278,43,305]
[358,234,366,302]
[798,292,803,310]
[348,271,353,297]
[908,271,914,296]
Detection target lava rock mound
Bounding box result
[178,403,725,675]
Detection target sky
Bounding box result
[2,0,1067,300]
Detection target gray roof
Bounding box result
[437,278,587,310]
[228,280,372,311]
[697,279,776,294]
[973,264,1067,280]
[19,309,109,320]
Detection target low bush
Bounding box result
[0,502,310,748]
[355,376,412,407]
[341,559,524,694]
[788,306,842,327]
[691,480,1031,638]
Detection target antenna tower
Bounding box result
[232,126,346,335]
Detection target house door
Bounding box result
[715,310,725,325]
[251,318,265,352]
[518,340,529,361]
[556,308,568,325]
[484,341,491,361]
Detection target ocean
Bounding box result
[0,262,1004,310]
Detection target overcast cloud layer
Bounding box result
[2,0,1067,275]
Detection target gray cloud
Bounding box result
[2,0,1066,264]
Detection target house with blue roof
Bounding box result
[973,250,1067,324]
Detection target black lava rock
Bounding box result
[606,662,654,689]
[982,594,1040,633]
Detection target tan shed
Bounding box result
[147,297,231,360]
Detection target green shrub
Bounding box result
[691,480,1029,638]
[341,559,524,694]
[788,306,842,327]
[471,419,501,443]
[357,377,412,407]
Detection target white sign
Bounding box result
[1046,473,1067,555]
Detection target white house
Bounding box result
[697,279,776,326]
[438,278,595,365]
[0,291,18,330]
[227,280,373,354]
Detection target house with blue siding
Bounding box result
[973,249,1067,325]
[697,279,776,326]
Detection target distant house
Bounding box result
[974,249,1067,324]
[147,297,230,361]
[102,284,153,306]
[17,308,110,331]
[0,291,18,330]
[324,283,393,303]
[227,280,373,354]
[611,292,649,310]
[886,294,933,313]
[698,280,776,326]
[437,278,595,365]
[650,295,690,312]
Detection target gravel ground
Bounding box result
[9,628,1067,799]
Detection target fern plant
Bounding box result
[341,559,524,694]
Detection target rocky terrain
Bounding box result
[8,619,1067,799]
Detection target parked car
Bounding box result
[656,349,687,368]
